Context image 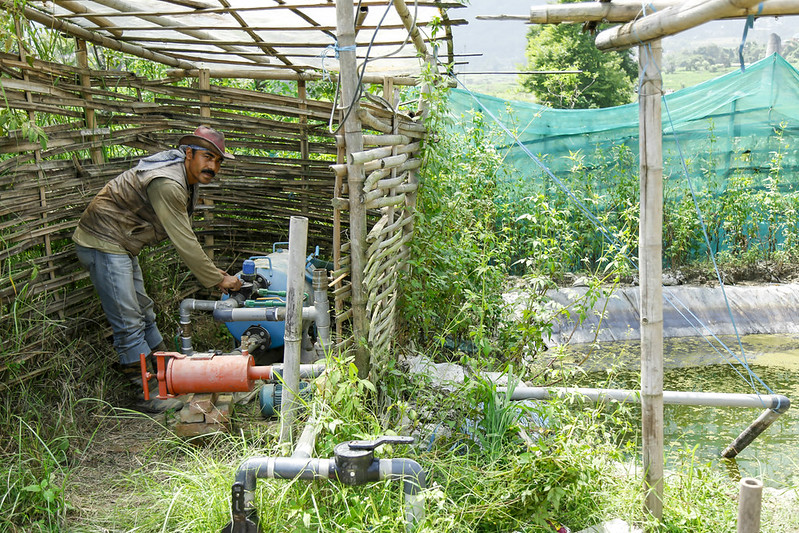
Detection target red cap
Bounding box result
[178,125,234,160]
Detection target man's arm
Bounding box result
[148,178,241,291]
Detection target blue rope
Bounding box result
[738,3,764,72]
[320,43,358,81]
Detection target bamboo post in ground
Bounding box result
[333,136,345,342]
[335,0,370,377]
[639,39,664,525]
[737,478,763,533]
[16,19,59,314]
[279,216,308,446]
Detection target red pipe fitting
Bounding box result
[139,351,273,400]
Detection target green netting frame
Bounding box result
[450,53,799,189]
[448,54,799,266]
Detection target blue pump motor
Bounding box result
[259,381,314,418]
[222,244,323,354]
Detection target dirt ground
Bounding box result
[670,260,799,286]
[64,411,173,527]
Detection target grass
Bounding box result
[3,340,799,532]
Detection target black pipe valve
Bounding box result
[334,435,414,486]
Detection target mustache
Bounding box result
[201,169,216,178]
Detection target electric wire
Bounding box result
[327,0,423,133]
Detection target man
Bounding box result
[74,126,243,412]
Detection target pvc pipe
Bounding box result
[312,268,331,349]
[381,458,426,530]
[272,364,326,380]
[179,298,237,355]
[291,415,322,459]
[229,456,425,530]
[280,216,308,445]
[737,477,763,533]
[508,386,790,458]
[212,306,281,322]
[508,387,790,411]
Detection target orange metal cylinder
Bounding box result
[166,353,271,395]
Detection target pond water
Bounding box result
[566,334,799,488]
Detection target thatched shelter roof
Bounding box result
[9,0,463,77]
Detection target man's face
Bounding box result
[185,147,223,185]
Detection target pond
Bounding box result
[566,334,799,488]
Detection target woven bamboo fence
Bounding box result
[0,35,429,387]
[330,95,424,356]
[0,50,343,385]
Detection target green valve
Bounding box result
[258,289,287,297]
[256,289,309,302]
[244,300,287,308]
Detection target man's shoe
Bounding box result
[120,362,183,413]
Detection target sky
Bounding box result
[450,0,799,72]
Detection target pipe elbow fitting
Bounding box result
[772,395,791,414]
[389,458,426,495]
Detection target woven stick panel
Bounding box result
[0,52,342,387]
[334,101,423,357]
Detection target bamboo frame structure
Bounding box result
[0,1,438,386]
[596,0,766,51]
[487,0,799,526]
[14,0,459,77]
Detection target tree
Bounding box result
[520,9,637,109]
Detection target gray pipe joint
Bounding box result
[221,436,425,533]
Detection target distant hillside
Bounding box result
[452,2,799,74]
[451,3,799,100]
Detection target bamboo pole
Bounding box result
[349,142,420,165]
[89,0,272,65]
[362,134,411,146]
[393,0,428,57]
[197,68,215,260]
[336,0,370,377]
[522,0,799,24]
[53,0,123,37]
[596,0,765,51]
[299,79,310,217]
[15,19,59,315]
[75,39,104,165]
[639,40,664,525]
[737,478,763,533]
[333,136,345,341]
[164,67,421,86]
[55,2,462,18]
[0,0,196,69]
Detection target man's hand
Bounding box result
[216,272,242,294]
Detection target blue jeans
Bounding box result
[75,245,164,365]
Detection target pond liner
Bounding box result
[503,386,790,459]
[535,283,799,346]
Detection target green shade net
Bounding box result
[449,53,799,187]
